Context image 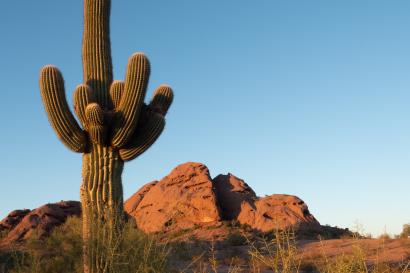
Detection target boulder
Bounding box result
[237,194,320,232]
[213,173,256,220]
[124,162,221,232]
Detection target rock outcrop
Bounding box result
[237,194,319,232]
[124,162,319,233]
[213,172,319,232]
[2,162,320,244]
[124,181,158,216]
[0,209,31,234]
[125,163,221,232]
[0,201,80,244]
[213,173,257,220]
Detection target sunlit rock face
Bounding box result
[0,201,81,244]
[125,162,221,233]
[125,162,319,233]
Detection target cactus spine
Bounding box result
[39,0,173,272]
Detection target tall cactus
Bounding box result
[39,0,173,272]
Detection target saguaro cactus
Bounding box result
[39,0,173,272]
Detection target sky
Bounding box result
[0,0,409,236]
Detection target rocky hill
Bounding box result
[1,162,323,244]
[0,201,80,244]
[124,162,319,233]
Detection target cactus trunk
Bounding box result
[81,144,124,273]
[82,0,112,110]
[39,0,174,272]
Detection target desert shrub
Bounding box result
[0,250,26,273]
[400,224,410,238]
[378,234,392,240]
[2,216,83,273]
[315,232,410,273]
[168,227,195,239]
[3,218,410,273]
[226,220,241,229]
[247,228,301,273]
[0,230,7,242]
[226,232,247,246]
[114,221,170,273]
[0,216,170,273]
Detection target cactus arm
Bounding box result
[111,53,150,147]
[109,80,124,109]
[118,86,173,161]
[119,111,165,161]
[39,65,87,153]
[85,103,106,144]
[82,0,113,110]
[73,84,94,129]
[149,85,174,115]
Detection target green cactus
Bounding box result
[39,0,173,272]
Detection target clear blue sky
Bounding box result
[1,1,409,236]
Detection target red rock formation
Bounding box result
[2,162,320,243]
[124,162,221,232]
[1,201,80,244]
[0,209,30,234]
[237,194,319,232]
[124,162,319,233]
[124,181,158,216]
[213,173,256,220]
[213,172,319,232]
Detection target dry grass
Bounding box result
[174,227,410,273]
[0,216,169,273]
[247,229,301,273]
[1,219,410,273]
[312,235,410,273]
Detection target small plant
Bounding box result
[0,217,170,273]
[400,224,410,238]
[247,228,301,273]
[1,216,83,273]
[227,232,247,246]
[314,228,410,273]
